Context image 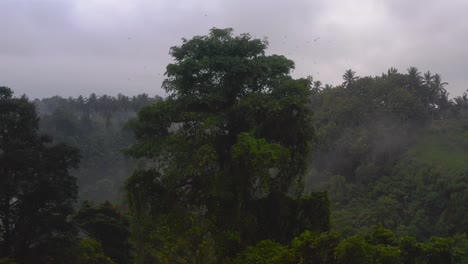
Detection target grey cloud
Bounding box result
[1,0,467,99]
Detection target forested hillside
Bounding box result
[1,28,468,263]
[315,108,468,239]
[304,69,468,241]
[34,94,161,202]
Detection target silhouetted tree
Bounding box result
[0,87,80,262]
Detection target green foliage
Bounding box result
[77,238,116,264]
[230,227,467,264]
[0,258,16,264]
[311,70,468,239]
[407,119,468,175]
[291,231,340,264]
[312,70,435,181]
[231,133,289,180]
[399,236,423,264]
[371,244,401,264]
[336,236,372,264]
[125,170,216,263]
[369,223,396,245]
[421,236,461,264]
[125,28,318,261]
[228,240,295,264]
[326,120,468,239]
[120,29,468,264]
[244,193,330,244]
[130,211,215,264]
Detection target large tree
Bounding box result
[126,28,325,261]
[0,87,80,262]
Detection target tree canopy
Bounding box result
[0,87,80,262]
[125,28,324,261]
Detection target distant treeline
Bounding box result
[35,93,161,114]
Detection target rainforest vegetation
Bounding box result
[1,28,468,263]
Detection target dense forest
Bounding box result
[1,28,468,263]
[34,93,161,202]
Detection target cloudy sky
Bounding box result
[1,0,468,99]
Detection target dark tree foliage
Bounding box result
[72,201,131,264]
[230,224,467,264]
[75,238,116,264]
[245,192,330,244]
[453,89,468,117]
[0,87,80,262]
[125,28,326,261]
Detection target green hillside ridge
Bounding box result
[406,118,468,176]
[326,117,468,240]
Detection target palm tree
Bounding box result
[407,67,422,89]
[453,90,468,117]
[453,90,468,108]
[433,74,448,91]
[323,84,333,91]
[382,67,398,79]
[436,89,451,119]
[422,71,433,87]
[342,69,358,87]
[432,74,449,119]
[421,71,435,107]
[313,80,323,90]
[433,74,448,104]
[387,67,398,76]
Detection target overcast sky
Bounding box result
[1,0,468,99]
